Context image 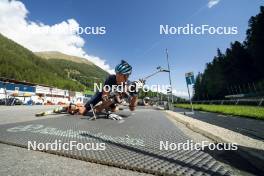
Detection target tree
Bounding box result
[193,6,264,100]
[245,6,264,79]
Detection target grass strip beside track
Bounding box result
[175,104,264,120]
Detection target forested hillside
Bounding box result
[36,51,109,89]
[0,34,108,91]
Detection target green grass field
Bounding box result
[175,104,264,120]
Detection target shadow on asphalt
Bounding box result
[80,111,132,120]
[203,144,264,175]
[81,132,264,175]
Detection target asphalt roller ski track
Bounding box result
[0,106,250,175]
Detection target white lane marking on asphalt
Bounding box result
[199,111,207,113]
[6,124,145,146]
[218,114,227,117]
[118,120,125,124]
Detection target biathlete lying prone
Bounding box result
[36,60,144,120]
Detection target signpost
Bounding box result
[185,72,195,113]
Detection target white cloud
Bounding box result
[207,0,221,8]
[0,0,114,73]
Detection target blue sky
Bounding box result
[5,0,264,96]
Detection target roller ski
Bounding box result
[35,103,82,117]
[35,106,67,117]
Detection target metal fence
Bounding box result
[190,98,264,107]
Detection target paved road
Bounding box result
[0,105,152,176]
[0,105,258,176]
[174,107,264,141]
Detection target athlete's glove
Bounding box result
[102,95,109,102]
[134,79,145,89]
[129,79,145,94]
[108,114,123,120]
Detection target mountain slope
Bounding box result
[35,51,93,65]
[0,33,108,91]
[35,51,109,88]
